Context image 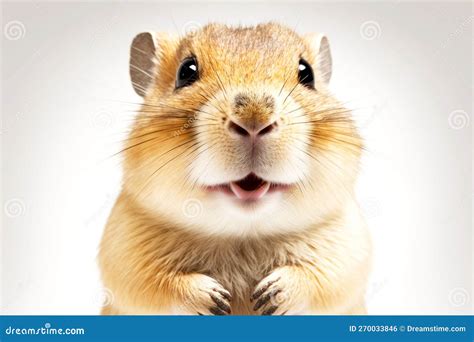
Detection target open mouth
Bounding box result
[230,173,271,200]
[208,173,289,201]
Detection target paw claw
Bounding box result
[210,293,231,314]
[214,288,232,301]
[182,274,232,315]
[262,305,279,315]
[209,306,228,315]
[251,277,280,302]
[253,288,282,311]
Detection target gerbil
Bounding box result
[99,23,371,315]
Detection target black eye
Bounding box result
[298,59,314,89]
[176,57,199,89]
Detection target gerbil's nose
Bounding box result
[228,92,277,138]
[227,119,278,137]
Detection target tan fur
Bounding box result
[99,23,371,315]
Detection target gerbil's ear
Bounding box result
[130,32,157,97]
[304,34,332,84]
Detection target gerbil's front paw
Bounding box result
[251,266,306,315]
[181,274,232,315]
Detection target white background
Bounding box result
[1,1,472,315]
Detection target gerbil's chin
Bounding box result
[176,188,313,237]
[211,189,284,216]
[200,192,289,236]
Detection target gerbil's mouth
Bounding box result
[207,173,290,201]
[230,173,270,200]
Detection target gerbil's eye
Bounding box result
[176,57,199,89]
[298,59,314,89]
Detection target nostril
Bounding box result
[257,122,278,136]
[228,120,250,137]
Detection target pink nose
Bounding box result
[227,120,278,137]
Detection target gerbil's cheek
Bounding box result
[190,140,250,185]
[252,134,311,184]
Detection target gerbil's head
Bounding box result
[124,23,362,237]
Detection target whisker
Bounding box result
[184,141,220,191]
[279,68,294,96]
[282,73,309,106]
[189,142,221,192]
[290,139,354,198]
[131,81,148,94]
[134,139,200,199]
[130,64,154,80]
